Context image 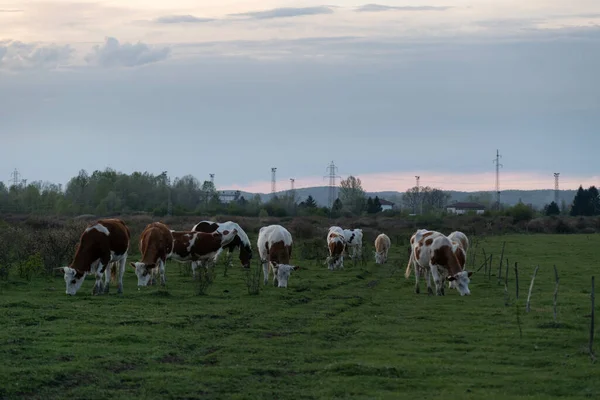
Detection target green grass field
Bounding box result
[1,233,599,399]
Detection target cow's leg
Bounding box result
[261,260,269,285]
[191,261,198,278]
[93,262,105,295]
[425,268,434,295]
[430,265,444,296]
[103,262,112,294]
[116,255,127,294]
[413,261,421,294]
[159,259,166,286]
[227,249,234,267]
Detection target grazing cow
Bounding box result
[192,220,253,268]
[408,229,473,296]
[326,226,346,270]
[257,224,299,288]
[447,231,469,288]
[342,228,363,259]
[374,233,391,264]
[404,229,432,280]
[130,222,174,287]
[168,227,238,277]
[59,218,130,296]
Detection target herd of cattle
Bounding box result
[57,218,473,296]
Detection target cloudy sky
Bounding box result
[1,1,599,193]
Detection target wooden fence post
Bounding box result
[526,265,540,313]
[514,262,519,300]
[498,241,506,284]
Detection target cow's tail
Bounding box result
[405,251,414,279]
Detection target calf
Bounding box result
[192,220,253,268]
[257,224,299,288]
[59,218,130,296]
[410,229,473,296]
[343,228,363,259]
[326,226,346,270]
[168,227,238,277]
[130,222,174,287]
[374,233,391,264]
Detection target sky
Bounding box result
[1,1,599,193]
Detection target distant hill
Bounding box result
[227,186,576,209]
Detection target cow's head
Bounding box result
[215,228,238,246]
[447,270,473,296]
[130,262,156,287]
[271,262,300,288]
[59,266,86,295]
[375,251,387,264]
[239,244,253,268]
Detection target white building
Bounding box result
[379,199,395,211]
[446,202,486,215]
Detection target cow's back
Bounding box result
[140,222,173,262]
[192,221,220,233]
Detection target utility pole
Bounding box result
[554,173,560,204]
[271,167,277,194]
[167,175,172,217]
[209,173,214,185]
[493,150,503,210]
[415,175,421,214]
[323,161,341,210]
[290,178,295,191]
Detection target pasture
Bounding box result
[0,233,598,399]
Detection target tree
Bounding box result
[366,197,374,213]
[304,195,317,208]
[402,186,449,214]
[544,201,560,216]
[402,187,420,214]
[339,176,367,214]
[570,185,600,216]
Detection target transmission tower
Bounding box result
[290,178,295,191]
[493,150,503,210]
[209,173,214,184]
[323,161,341,210]
[271,168,277,194]
[11,168,21,187]
[554,173,560,204]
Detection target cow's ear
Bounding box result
[58,267,67,274]
[467,271,473,277]
[231,229,238,235]
[130,262,136,269]
[293,266,300,271]
[447,275,456,281]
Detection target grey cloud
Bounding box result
[84,37,170,68]
[154,15,214,24]
[0,40,72,70]
[229,6,333,19]
[355,4,452,12]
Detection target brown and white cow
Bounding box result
[59,218,130,296]
[374,233,391,264]
[130,222,174,287]
[257,224,299,288]
[192,220,253,268]
[407,229,473,296]
[168,227,238,277]
[327,226,346,270]
[405,229,432,282]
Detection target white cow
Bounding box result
[447,231,469,288]
[257,225,299,288]
[342,228,363,259]
[326,226,346,270]
[374,233,391,264]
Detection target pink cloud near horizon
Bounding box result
[224,171,600,193]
